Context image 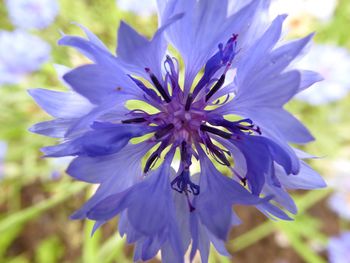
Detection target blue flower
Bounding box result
[327,171,350,221]
[117,0,157,16]
[30,1,326,262]
[0,30,50,85]
[296,44,350,105]
[328,232,350,263]
[6,0,59,30]
[0,141,7,179]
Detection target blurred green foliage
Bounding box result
[0,0,350,262]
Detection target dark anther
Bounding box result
[143,152,158,173]
[185,94,193,111]
[205,73,226,102]
[154,123,174,139]
[145,68,171,103]
[121,117,147,124]
[211,147,231,166]
[204,136,231,166]
[200,124,232,139]
[180,141,186,160]
[143,140,169,173]
[233,169,247,186]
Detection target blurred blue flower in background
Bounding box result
[0,30,50,85]
[271,0,338,23]
[116,0,157,16]
[5,0,59,30]
[328,171,350,221]
[30,0,326,262]
[0,141,7,178]
[328,191,350,221]
[328,232,350,263]
[50,157,73,181]
[296,44,350,105]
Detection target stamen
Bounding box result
[205,73,226,102]
[203,136,231,166]
[154,123,174,139]
[185,94,193,111]
[143,152,158,173]
[143,140,169,173]
[200,124,232,139]
[145,68,171,103]
[121,117,147,124]
[128,75,160,102]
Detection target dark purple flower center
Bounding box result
[121,35,262,208]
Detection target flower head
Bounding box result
[0,30,50,85]
[328,232,350,263]
[30,0,326,261]
[6,0,59,30]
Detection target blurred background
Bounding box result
[0,0,349,262]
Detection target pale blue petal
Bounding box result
[63,64,141,104]
[28,89,93,118]
[277,161,327,190]
[29,119,73,138]
[299,70,324,92]
[67,142,152,183]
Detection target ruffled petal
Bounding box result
[28,89,93,118]
[67,142,152,183]
[29,119,73,138]
[43,122,152,157]
[277,161,327,190]
[63,64,142,104]
[158,0,266,92]
[117,14,183,80]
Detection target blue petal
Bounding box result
[140,236,164,261]
[43,123,150,157]
[117,21,164,80]
[249,108,314,144]
[71,143,145,219]
[86,190,131,221]
[58,35,117,68]
[67,142,152,184]
[118,212,143,243]
[228,135,293,195]
[29,119,73,138]
[236,14,286,87]
[117,13,183,81]
[71,22,109,51]
[196,149,262,239]
[126,161,173,235]
[277,161,327,190]
[78,122,152,157]
[255,34,315,82]
[63,64,142,104]
[299,70,324,92]
[64,95,129,137]
[189,213,210,263]
[158,0,264,92]
[263,183,297,214]
[28,89,93,118]
[257,202,293,221]
[234,70,300,108]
